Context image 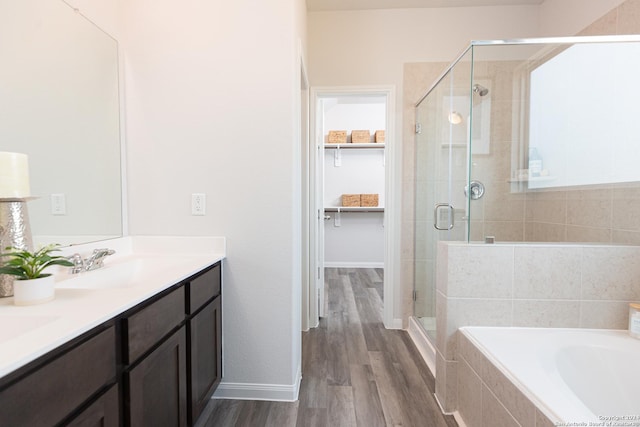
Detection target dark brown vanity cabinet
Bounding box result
[0,324,118,427]
[187,264,222,424]
[0,261,222,427]
[123,261,222,427]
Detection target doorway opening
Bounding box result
[309,87,397,329]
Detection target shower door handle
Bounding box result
[434,203,455,230]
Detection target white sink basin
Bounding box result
[0,315,60,344]
[55,256,189,290]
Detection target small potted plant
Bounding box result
[0,244,73,305]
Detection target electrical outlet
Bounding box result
[191,193,206,216]
[51,193,66,215]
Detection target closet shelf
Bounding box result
[324,207,384,213]
[324,143,385,149]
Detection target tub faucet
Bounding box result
[68,248,116,274]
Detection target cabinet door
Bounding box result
[67,384,119,427]
[127,327,187,427]
[189,296,222,424]
[0,325,116,427]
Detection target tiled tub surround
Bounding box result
[434,242,640,414]
[0,235,225,378]
[457,327,640,426]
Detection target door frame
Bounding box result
[309,85,398,329]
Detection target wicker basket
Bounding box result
[342,194,361,207]
[328,130,347,144]
[374,130,385,143]
[360,194,379,207]
[351,130,371,143]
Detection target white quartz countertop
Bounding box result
[0,236,226,380]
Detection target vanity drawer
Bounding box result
[126,286,185,363]
[188,263,221,314]
[0,325,116,427]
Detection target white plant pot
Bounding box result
[13,275,55,306]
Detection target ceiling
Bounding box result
[307,0,545,12]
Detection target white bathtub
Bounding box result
[459,327,640,424]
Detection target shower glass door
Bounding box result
[414,50,471,342]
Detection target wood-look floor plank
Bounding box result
[201,268,457,427]
[264,401,299,427]
[327,385,358,426]
[295,407,327,427]
[349,363,386,427]
[234,401,272,427]
[200,399,242,426]
[369,350,409,426]
[342,281,369,364]
[326,310,351,386]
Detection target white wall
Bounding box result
[119,0,306,400]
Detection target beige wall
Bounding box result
[538,0,627,36]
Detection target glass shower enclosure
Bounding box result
[413,35,640,347]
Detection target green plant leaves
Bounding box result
[0,244,73,280]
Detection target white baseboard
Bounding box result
[385,317,403,330]
[213,371,302,402]
[324,261,384,268]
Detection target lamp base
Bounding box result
[0,200,34,297]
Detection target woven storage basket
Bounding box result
[360,194,379,207]
[328,130,347,144]
[374,130,385,143]
[342,194,361,207]
[351,130,371,143]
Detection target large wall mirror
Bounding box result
[0,0,122,245]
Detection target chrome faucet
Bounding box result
[68,248,116,274]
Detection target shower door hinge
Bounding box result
[415,123,422,134]
[412,290,417,301]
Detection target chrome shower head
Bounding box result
[473,84,489,97]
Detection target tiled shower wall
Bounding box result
[435,241,640,413]
[402,0,640,326]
